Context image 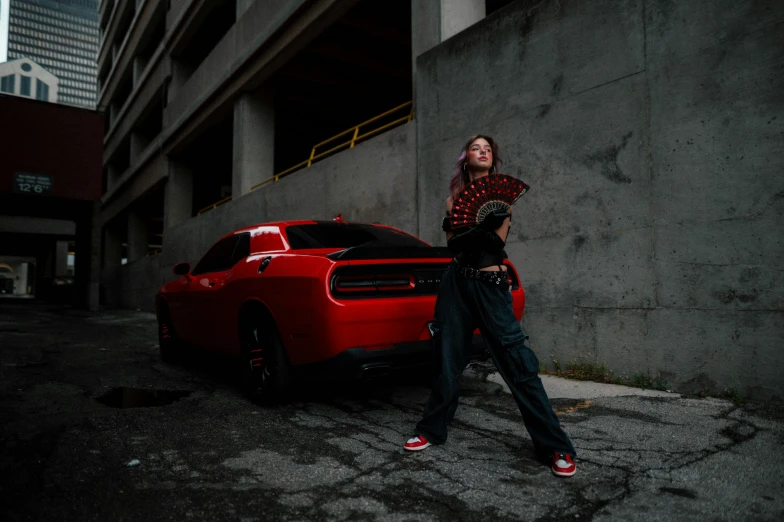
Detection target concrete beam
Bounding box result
[98,0,161,109]
[0,216,77,236]
[101,152,166,223]
[103,57,165,164]
[237,0,255,19]
[162,0,357,153]
[232,87,274,197]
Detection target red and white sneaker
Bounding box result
[404,435,432,451]
[552,452,576,477]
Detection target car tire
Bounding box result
[239,309,291,405]
[158,305,183,364]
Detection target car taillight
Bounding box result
[334,276,376,292]
[332,274,414,294]
[375,275,415,291]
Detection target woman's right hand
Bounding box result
[479,209,510,231]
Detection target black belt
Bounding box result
[453,262,509,286]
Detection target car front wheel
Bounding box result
[239,310,291,404]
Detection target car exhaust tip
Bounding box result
[359,365,392,379]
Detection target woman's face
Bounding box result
[465,138,493,172]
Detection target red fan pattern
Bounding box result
[450,174,530,230]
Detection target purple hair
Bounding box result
[448,135,503,199]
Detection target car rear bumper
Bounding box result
[293,334,488,380]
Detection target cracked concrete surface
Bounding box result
[1,303,782,521]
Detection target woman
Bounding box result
[403,135,577,478]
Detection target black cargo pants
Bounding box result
[415,263,576,459]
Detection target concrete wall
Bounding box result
[416,0,784,399]
[112,122,417,311]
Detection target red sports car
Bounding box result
[156,217,525,402]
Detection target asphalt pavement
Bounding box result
[1,302,782,521]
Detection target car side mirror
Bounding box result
[173,262,192,281]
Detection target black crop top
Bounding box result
[447,213,511,269]
[455,248,508,268]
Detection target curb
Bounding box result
[463,360,676,400]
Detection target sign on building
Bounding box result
[13,172,53,196]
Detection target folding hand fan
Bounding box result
[449,174,530,230]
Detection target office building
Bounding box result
[4,0,99,107]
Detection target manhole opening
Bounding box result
[96,387,192,408]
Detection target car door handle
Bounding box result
[209,280,216,287]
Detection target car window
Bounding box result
[230,233,251,266]
[192,235,242,275]
[285,223,428,249]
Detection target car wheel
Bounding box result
[158,306,183,363]
[239,310,291,404]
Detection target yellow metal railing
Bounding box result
[197,195,233,216]
[196,101,413,216]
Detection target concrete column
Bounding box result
[232,87,274,197]
[35,250,51,300]
[103,225,124,268]
[412,0,441,72]
[164,159,194,228]
[13,263,28,296]
[54,241,69,277]
[440,0,485,41]
[86,203,101,310]
[130,131,150,164]
[132,55,149,86]
[75,203,102,310]
[411,0,485,95]
[107,164,121,191]
[127,210,148,262]
[109,101,121,127]
[168,59,194,102]
[237,0,255,19]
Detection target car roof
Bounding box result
[228,220,404,236]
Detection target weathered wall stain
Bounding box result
[714,289,759,304]
[583,132,634,184]
[659,487,699,500]
[551,74,564,97]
